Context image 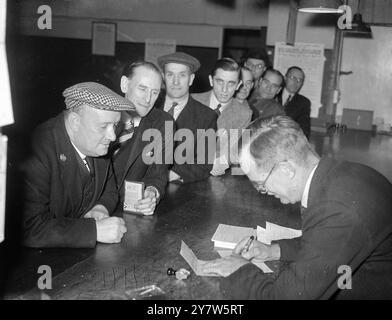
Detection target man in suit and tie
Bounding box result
[21,82,132,248]
[157,52,217,183]
[278,66,311,139]
[193,58,252,176]
[201,116,392,299]
[113,61,174,216]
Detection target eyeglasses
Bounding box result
[245,61,265,71]
[287,75,304,84]
[252,162,278,194]
[261,78,281,91]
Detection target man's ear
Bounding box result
[189,73,195,87]
[68,111,81,133]
[120,76,129,94]
[278,161,296,179]
[276,86,282,96]
[208,75,213,88]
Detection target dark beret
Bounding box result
[157,52,201,73]
[63,82,135,111]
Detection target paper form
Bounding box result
[211,224,256,250]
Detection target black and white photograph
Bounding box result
[0,0,392,306]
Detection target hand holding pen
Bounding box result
[240,235,254,255]
[234,236,281,261]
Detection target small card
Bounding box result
[123,181,144,214]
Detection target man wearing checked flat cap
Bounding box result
[157,52,217,183]
[21,82,135,248]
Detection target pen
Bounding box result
[241,235,254,254]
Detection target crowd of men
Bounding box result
[19,48,392,299]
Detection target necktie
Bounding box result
[284,94,292,107]
[214,104,222,116]
[167,102,178,117]
[118,120,135,144]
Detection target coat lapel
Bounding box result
[53,114,84,210]
[119,115,152,187]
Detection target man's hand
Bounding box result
[233,237,281,262]
[134,186,158,215]
[96,217,127,244]
[84,204,109,221]
[199,255,249,277]
[210,155,229,176]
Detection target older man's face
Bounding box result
[74,106,120,157]
[239,150,299,205]
[285,68,305,94]
[121,66,161,117]
[258,71,282,99]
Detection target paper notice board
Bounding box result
[145,39,176,68]
[274,42,325,118]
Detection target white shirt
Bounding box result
[301,163,319,208]
[164,95,189,120]
[209,93,230,114]
[71,142,90,172]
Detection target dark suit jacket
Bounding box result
[158,95,217,183]
[249,97,285,121]
[278,92,311,138]
[113,107,174,204]
[21,113,118,248]
[223,157,392,299]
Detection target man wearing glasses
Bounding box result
[278,66,311,139]
[249,68,285,121]
[201,116,392,299]
[243,48,269,84]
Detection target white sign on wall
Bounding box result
[274,42,325,118]
[145,38,176,68]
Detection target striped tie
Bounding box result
[214,103,222,116]
[167,102,178,117]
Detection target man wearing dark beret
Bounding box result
[21,82,133,248]
[157,51,217,183]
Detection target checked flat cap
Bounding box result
[157,52,201,73]
[63,82,135,111]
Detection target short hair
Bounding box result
[210,57,240,79]
[245,48,270,67]
[240,116,315,172]
[262,68,284,86]
[122,60,162,80]
[286,66,305,78]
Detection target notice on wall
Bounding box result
[274,42,325,118]
[92,22,116,56]
[145,38,176,68]
[0,135,7,243]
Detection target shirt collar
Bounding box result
[164,94,189,115]
[301,163,319,208]
[70,141,86,160]
[209,92,231,112]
